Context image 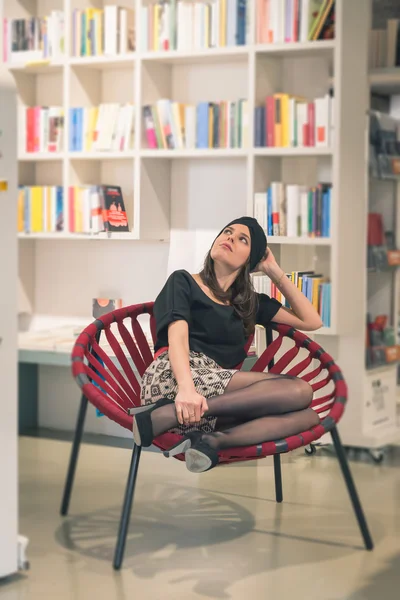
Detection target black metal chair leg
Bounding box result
[331,427,374,550]
[273,454,283,503]
[60,394,88,516]
[113,444,142,570]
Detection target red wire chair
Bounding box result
[62,302,373,570]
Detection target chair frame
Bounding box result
[62,303,373,570]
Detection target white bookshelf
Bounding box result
[3,0,374,438]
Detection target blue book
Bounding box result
[326,188,331,237]
[56,186,64,231]
[76,108,84,151]
[237,0,247,45]
[196,102,209,149]
[267,187,273,236]
[69,108,74,151]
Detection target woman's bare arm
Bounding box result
[168,320,208,424]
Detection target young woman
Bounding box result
[134,216,322,473]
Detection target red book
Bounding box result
[308,102,315,146]
[68,187,75,233]
[293,0,299,42]
[303,123,309,146]
[26,107,35,153]
[266,96,275,147]
[33,106,41,153]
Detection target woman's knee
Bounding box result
[291,378,313,409]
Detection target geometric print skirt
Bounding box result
[140,350,237,435]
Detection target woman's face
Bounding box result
[211,224,251,270]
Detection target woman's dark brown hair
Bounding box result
[199,251,258,337]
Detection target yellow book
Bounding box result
[86,8,95,56]
[298,276,303,290]
[208,104,213,148]
[31,186,43,233]
[74,188,81,233]
[95,10,103,55]
[274,94,290,147]
[17,188,24,232]
[312,278,323,311]
[220,0,227,46]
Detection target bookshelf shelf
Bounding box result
[255,40,335,57]
[254,147,333,157]
[68,151,136,161]
[141,46,249,65]
[267,237,332,246]
[140,149,248,159]
[18,153,64,162]
[17,232,139,241]
[8,60,65,74]
[69,54,136,70]
[369,68,400,94]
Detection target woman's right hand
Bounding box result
[174,388,209,425]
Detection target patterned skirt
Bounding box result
[140,350,237,434]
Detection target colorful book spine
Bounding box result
[254,93,333,148]
[142,0,247,51]
[254,183,332,238]
[143,98,249,150]
[256,0,335,44]
[18,186,64,233]
[71,6,135,57]
[69,104,135,152]
[21,106,64,154]
[3,12,65,63]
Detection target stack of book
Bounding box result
[19,106,64,154]
[256,0,335,44]
[69,104,135,152]
[252,271,331,327]
[3,12,65,63]
[68,185,129,234]
[254,93,333,148]
[254,182,332,238]
[369,19,400,69]
[141,0,248,52]
[143,99,249,149]
[18,186,64,233]
[72,6,135,57]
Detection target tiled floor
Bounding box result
[1,436,400,600]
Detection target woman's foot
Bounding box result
[131,398,175,447]
[163,431,203,458]
[185,435,219,473]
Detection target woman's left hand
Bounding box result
[256,247,280,276]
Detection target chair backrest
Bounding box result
[71,302,347,459]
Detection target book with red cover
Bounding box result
[99,185,129,232]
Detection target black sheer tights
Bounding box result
[150,371,320,450]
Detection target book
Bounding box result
[254,93,332,148]
[252,270,331,325]
[254,182,332,238]
[256,0,335,43]
[20,106,64,154]
[69,104,135,152]
[99,185,129,232]
[143,98,248,150]
[18,186,64,233]
[72,6,135,57]
[3,12,65,63]
[142,0,248,51]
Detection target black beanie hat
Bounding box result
[217,216,267,271]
